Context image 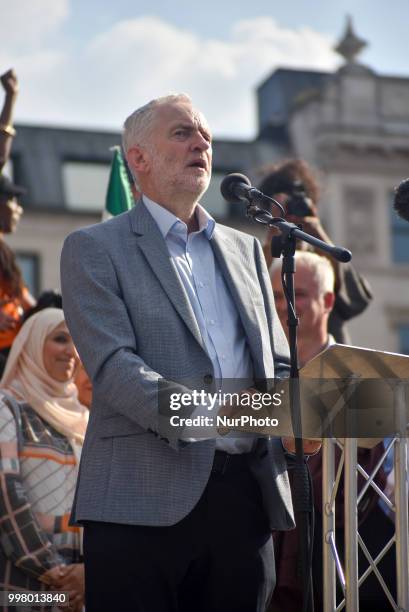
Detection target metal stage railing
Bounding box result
[322,432,409,611]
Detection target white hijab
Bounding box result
[0,308,88,451]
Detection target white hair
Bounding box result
[122,93,192,155]
[294,251,335,294]
[270,250,335,295]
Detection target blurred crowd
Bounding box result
[0,68,403,611]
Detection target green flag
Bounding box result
[104,146,134,218]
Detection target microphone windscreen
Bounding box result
[394,178,409,222]
[220,173,251,203]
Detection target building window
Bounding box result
[390,193,409,263]
[16,253,40,297]
[398,324,409,355]
[200,172,228,218]
[63,161,111,212]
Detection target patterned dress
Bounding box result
[0,392,81,610]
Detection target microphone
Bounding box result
[394,178,409,222]
[220,173,252,202]
[221,173,351,263]
[220,173,282,213]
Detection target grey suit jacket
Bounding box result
[60,200,295,530]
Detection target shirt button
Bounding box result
[209,319,215,325]
[198,281,204,288]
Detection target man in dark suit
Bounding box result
[61,94,294,612]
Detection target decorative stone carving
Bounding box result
[335,16,367,65]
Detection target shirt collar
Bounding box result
[142,195,215,241]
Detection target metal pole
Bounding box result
[394,382,409,611]
[323,437,336,611]
[344,436,359,611]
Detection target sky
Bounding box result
[1,0,409,139]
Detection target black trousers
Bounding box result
[83,453,275,612]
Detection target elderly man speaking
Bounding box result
[60,94,294,612]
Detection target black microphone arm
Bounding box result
[220,173,352,263]
[268,217,352,263]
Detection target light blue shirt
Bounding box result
[143,195,256,452]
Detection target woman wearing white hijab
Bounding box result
[0,308,88,611]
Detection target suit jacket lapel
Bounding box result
[129,201,205,351]
[210,227,266,374]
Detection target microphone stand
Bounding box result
[246,203,351,612]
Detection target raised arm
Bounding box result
[0,69,18,172]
